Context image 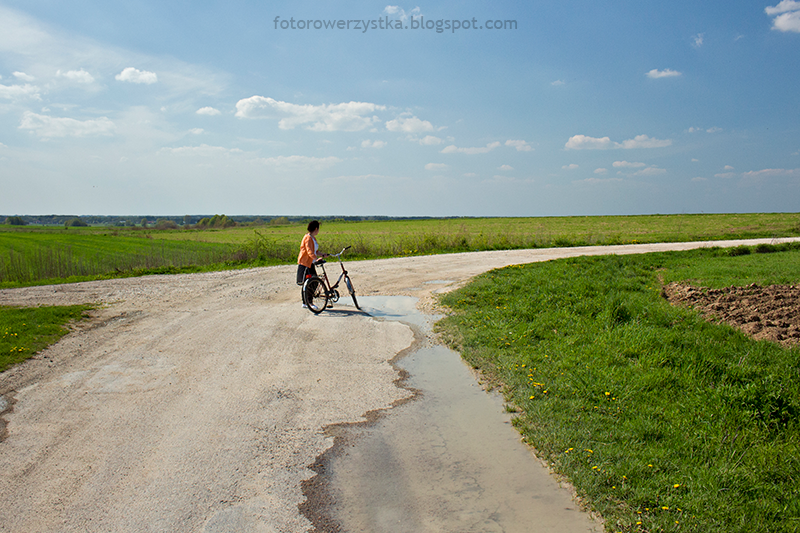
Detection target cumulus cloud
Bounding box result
[235,96,384,132]
[57,69,94,83]
[613,161,646,168]
[565,135,615,150]
[361,139,386,149]
[0,83,41,100]
[498,164,514,170]
[425,163,448,170]
[577,177,623,184]
[619,135,672,149]
[440,141,501,154]
[385,115,434,133]
[196,106,221,116]
[19,111,114,137]
[417,135,443,145]
[189,128,204,135]
[562,164,579,170]
[766,1,800,32]
[115,67,158,84]
[646,68,682,79]
[383,5,421,21]
[551,80,565,86]
[692,33,704,48]
[505,139,532,151]
[594,168,608,174]
[13,71,35,82]
[567,134,671,150]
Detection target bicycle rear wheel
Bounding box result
[303,276,328,314]
[345,275,360,310]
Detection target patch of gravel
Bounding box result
[663,282,800,347]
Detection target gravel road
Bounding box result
[1,238,797,532]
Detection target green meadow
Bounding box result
[2,212,799,288]
[437,243,800,533]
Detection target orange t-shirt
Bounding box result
[297,233,318,268]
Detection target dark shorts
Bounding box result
[296,264,317,285]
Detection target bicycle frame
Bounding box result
[313,247,350,299]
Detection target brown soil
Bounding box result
[663,282,800,347]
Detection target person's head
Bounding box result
[307,220,320,234]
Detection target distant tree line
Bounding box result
[1,214,447,228]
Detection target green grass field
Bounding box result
[2,213,799,288]
[436,243,800,533]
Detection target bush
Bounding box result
[4,216,27,226]
[154,219,179,230]
[64,217,88,228]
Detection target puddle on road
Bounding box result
[306,296,598,533]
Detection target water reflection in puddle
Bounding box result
[320,296,599,533]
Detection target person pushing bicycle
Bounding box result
[297,220,327,305]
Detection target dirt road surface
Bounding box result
[1,238,797,532]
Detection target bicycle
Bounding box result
[302,246,360,314]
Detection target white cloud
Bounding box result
[565,135,614,150]
[13,71,35,82]
[19,111,114,137]
[742,168,800,178]
[440,141,501,154]
[646,68,682,79]
[57,69,94,83]
[551,80,565,86]
[385,115,434,133]
[505,139,532,152]
[766,0,800,14]
[706,126,722,133]
[189,128,204,135]
[418,135,443,145]
[425,163,449,170]
[0,83,41,100]
[724,165,735,170]
[196,106,221,116]
[256,155,341,171]
[692,33,704,48]
[619,134,672,149]
[361,139,386,149]
[766,0,800,30]
[498,164,514,171]
[613,161,646,168]
[594,168,608,174]
[630,166,667,176]
[562,164,579,170]
[115,67,158,84]
[715,172,737,179]
[235,96,384,132]
[566,134,671,150]
[383,5,421,21]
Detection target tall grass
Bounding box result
[2,213,799,287]
[436,245,800,532]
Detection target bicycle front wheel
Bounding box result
[345,275,360,310]
[303,276,328,314]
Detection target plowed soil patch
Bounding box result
[663,283,800,347]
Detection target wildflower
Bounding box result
[662,506,669,510]
[673,483,681,488]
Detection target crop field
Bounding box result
[2,213,799,288]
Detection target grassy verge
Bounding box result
[436,243,800,533]
[2,213,799,288]
[0,305,93,372]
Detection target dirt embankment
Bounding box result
[663,283,800,347]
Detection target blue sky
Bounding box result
[1,1,799,217]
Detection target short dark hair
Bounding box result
[307,220,320,233]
